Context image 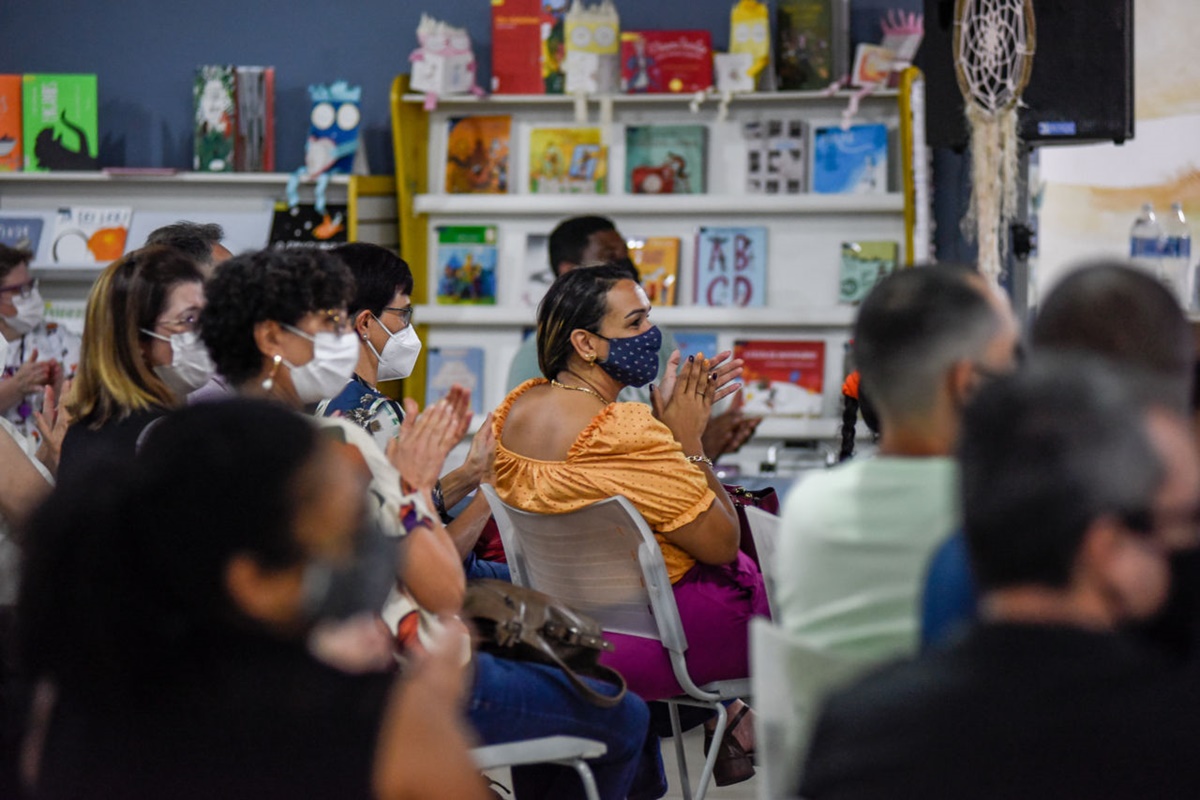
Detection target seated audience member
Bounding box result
[506,215,758,460]
[800,358,1200,799]
[199,249,657,800]
[0,244,79,441]
[17,399,488,800]
[320,243,501,580]
[921,261,1196,651]
[145,220,232,279]
[777,266,1019,659]
[494,264,764,786]
[59,246,211,482]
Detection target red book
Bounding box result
[734,339,826,417]
[492,0,569,94]
[620,31,713,94]
[0,75,21,172]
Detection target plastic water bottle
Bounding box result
[1129,203,1163,277]
[1161,202,1192,307]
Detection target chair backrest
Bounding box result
[750,618,872,800]
[744,505,782,616]
[480,484,689,656]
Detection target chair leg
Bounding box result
[669,701,692,800]
[693,701,727,800]
[568,759,601,800]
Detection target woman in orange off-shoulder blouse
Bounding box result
[493,263,769,788]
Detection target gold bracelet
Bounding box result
[685,454,714,468]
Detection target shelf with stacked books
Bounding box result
[401,90,900,107]
[412,193,904,216]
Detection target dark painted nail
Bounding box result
[688,355,695,362]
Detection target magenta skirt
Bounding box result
[599,551,769,701]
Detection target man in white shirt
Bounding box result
[777,266,1019,659]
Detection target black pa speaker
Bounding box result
[918,0,1134,149]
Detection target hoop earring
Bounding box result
[261,354,283,391]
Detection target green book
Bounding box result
[839,241,900,304]
[435,225,498,305]
[22,74,99,171]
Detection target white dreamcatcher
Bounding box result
[954,0,1036,285]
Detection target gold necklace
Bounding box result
[550,379,611,404]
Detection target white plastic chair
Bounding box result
[480,484,752,800]
[749,618,870,800]
[471,736,607,800]
[743,505,782,618]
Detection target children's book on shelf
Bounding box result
[492,0,569,94]
[812,123,889,194]
[426,346,485,415]
[0,75,22,172]
[625,125,706,194]
[839,240,900,304]
[743,118,807,194]
[234,66,275,171]
[445,115,511,194]
[694,226,767,307]
[194,66,237,172]
[520,232,554,309]
[627,236,680,305]
[49,206,132,265]
[0,217,44,254]
[620,31,713,94]
[673,330,719,363]
[22,74,99,172]
[528,127,606,194]
[435,225,498,305]
[564,0,621,94]
[268,203,348,250]
[734,338,826,417]
[775,0,848,91]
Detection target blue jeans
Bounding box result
[464,552,512,582]
[467,652,664,800]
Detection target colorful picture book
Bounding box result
[0,216,44,253]
[491,0,569,94]
[234,66,275,171]
[22,74,98,171]
[194,65,276,172]
[625,125,707,194]
[564,0,621,94]
[673,330,719,363]
[775,0,836,91]
[445,116,511,194]
[620,31,713,94]
[627,236,680,305]
[0,75,21,172]
[528,127,606,194]
[839,241,900,304]
[744,118,807,194]
[426,346,485,415]
[268,203,348,250]
[694,226,767,307]
[49,206,132,265]
[812,123,889,194]
[435,225,498,304]
[734,339,826,417]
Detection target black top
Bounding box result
[33,635,391,800]
[58,407,167,485]
[801,623,1200,800]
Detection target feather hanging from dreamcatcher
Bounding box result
[953,0,1036,285]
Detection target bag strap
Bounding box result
[525,634,628,708]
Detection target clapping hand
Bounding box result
[387,385,473,494]
[656,349,744,407]
[652,354,716,451]
[33,379,72,477]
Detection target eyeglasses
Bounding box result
[382,305,414,328]
[0,278,38,298]
[156,312,201,333]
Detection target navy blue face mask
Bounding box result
[594,325,662,388]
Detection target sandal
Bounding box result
[702,705,756,787]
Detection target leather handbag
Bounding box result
[724,484,780,566]
[463,579,628,708]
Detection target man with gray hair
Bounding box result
[145,221,232,279]
[800,357,1200,798]
[777,265,1019,659]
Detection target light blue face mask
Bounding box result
[594,325,663,388]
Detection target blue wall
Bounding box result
[1,0,919,174]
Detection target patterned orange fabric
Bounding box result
[492,379,716,584]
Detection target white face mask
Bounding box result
[367,313,422,381]
[0,333,8,365]
[141,329,216,397]
[282,324,360,403]
[3,286,45,335]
